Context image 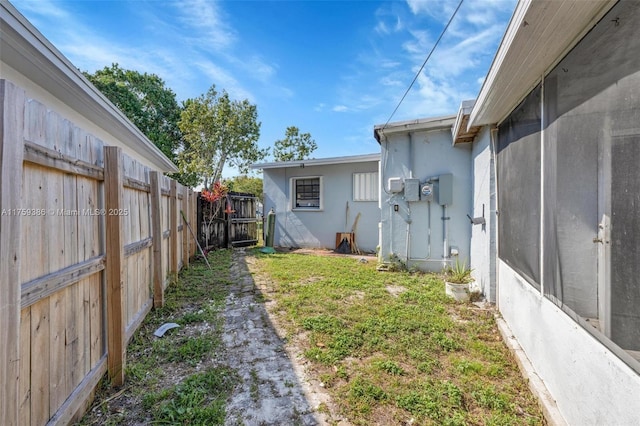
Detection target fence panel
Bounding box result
[197,192,258,250]
[0,79,198,425]
[229,194,258,247]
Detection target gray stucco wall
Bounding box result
[379,128,472,272]
[262,161,380,252]
[470,126,496,302]
[499,260,640,425]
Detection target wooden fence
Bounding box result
[0,80,198,425]
[197,192,259,249]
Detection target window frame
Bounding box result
[290,176,323,211]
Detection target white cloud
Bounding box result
[333,105,349,112]
[374,5,405,35]
[380,76,403,87]
[195,61,254,102]
[173,0,236,50]
[380,59,402,69]
[406,0,456,19]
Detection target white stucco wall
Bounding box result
[470,126,496,301]
[499,260,640,425]
[262,160,380,252]
[379,128,472,272]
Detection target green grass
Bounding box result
[142,367,235,425]
[249,250,545,425]
[79,249,237,425]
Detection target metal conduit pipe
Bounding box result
[443,204,450,269]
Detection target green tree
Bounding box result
[178,86,266,189]
[273,126,317,162]
[84,64,198,186]
[85,64,181,159]
[225,175,263,202]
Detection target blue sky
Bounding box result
[12,0,516,176]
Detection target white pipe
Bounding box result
[427,200,432,258]
[406,220,411,264]
[389,204,394,256]
[443,204,450,269]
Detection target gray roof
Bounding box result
[252,153,380,170]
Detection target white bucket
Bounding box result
[445,282,470,302]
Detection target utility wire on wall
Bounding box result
[381,0,465,130]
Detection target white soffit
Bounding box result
[0,2,178,172]
[469,0,617,127]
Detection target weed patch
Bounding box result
[79,250,236,425]
[249,250,545,425]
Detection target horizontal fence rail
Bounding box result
[0,79,198,426]
[197,192,258,250]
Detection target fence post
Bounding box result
[196,192,203,252]
[150,172,164,307]
[182,186,189,268]
[104,146,125,386]
[193,191,199,256]
[0,80,25,426]
[170,179,178,276]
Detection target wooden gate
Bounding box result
[198,192,258,249]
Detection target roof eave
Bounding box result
[0,2,178,173]
[468,0,616,128]
[251,153,380,170]
[374,115,456,143]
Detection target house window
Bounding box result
[353,172,379,202]
[497,84,541,288]
[292,177,322,210]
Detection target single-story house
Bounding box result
[373,0,640,423]
[252,154,380,253]
[464,0,640,423]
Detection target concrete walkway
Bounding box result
[222,248,332,426]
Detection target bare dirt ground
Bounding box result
[223,248,351,425]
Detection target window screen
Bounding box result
[497,84,542,288]
[293,177,321,209]
[353,172,379,202]
[542,0,640,352]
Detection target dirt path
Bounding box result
[222,248,337,425]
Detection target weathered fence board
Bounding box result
[0,79,198,426]
[198,192,258,249]
[0,79,25,426]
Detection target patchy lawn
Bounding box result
[248,250,546,426]
[79,250,236,425]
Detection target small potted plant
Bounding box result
[444,259,473,302]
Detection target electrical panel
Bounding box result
[404,178,420,201]
[437,173,453,205]
[388,177,404,193]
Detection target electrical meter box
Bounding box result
[404,178,420,201]
[420,183,434,201]
[437,173,453,205]
[388,177,404,193]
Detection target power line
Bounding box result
[381,0,465,130]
